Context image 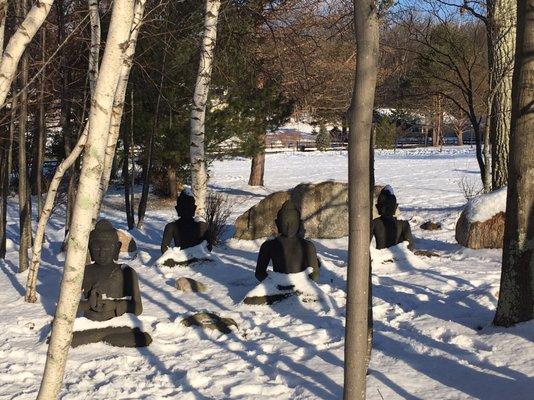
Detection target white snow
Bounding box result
[466,186,508,222]
[0,147,532,400]
[73,314,156,333]
[155,241,212,266]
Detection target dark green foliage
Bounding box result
[375,117,397,149]
[315,124,331,151]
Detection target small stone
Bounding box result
[175,277,207,293]
[181,312,237,334]
[414,250,440,258]
[420,221,442,230]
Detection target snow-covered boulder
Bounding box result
[243,268,331,306]
[234,182,397,240]
[455,188,506,249]
[155,241,212,268]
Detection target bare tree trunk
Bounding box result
[94,0,145,223]
[0,0,54,108]
[344,0,379,399]
[493,0,534,327]
[248,145,266,186]
[25,126,88,303]
[489,0,516,190]
[88,0,100,94]
[166,165,177,198]
[17,0,31,273]
[37,1,135,397]
[136,128,153,228]
[123,91,134,230]
[36,27,46,215]
[0,0,7,57]
[190,0,222,217]
[483,100,492,192]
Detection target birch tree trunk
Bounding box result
[25,126,88,303]
[0,0,7,57]
[488,0,516,190]
[0,0,55,108]
[93,0,146,224]
[88,0,100,95]
[344,0,379,398]
[37,2,135,397]
[190,0,222,217]
[493,0,534,327]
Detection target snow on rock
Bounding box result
[466,187,507,222]
[155,241,211,267]
[73,314,156,333]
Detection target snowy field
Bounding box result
[1,147,533,399]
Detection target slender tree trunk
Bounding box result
[493,0,534,327]
[488,0,516,190]
[123,96,134,229]
[17,0,31,273]
[483,99,492,192]
[0,0,54,108]
[37,2,135,397]
[167,165,177,199]
[248,142,266,186]
[136,128,153,228]
[0,0,6,58]
[94,0,146,223]
[25,126,88,303]
[36,27,46,214]
[190,0,222,217]
[472,117,486,186]
[88,0,100,95]
[344,0,379,399]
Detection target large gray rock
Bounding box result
[234,181,392,240]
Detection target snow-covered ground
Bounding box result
[1,147,532,399]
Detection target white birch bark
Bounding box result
[190,0,221,217]
[25,125,88,303]
[0,0,55,108]
[36,1,135,397]
[93,0,146,224]
[88,0,101,95]
[0,0,7,59]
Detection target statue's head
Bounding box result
[376,187,397,217]
[275,201,301,237]
[175,190,196,219]
[89,219,121,265]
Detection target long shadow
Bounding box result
[374,326,532,399]
[0,259,25,296]
[369,369,423,400]
[208,184,265,198]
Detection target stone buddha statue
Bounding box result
[372,187,414,250]
[255,201,320,282]
[161,190,209,253]
[72,219,152,348]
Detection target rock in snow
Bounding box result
[456,188,507,249]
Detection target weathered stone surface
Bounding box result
[420,221,442,231]
[117,229,137,253]
[234,181,396,240]
[455,209,505,249]
[175,277,207,292]
[181,312,237,334]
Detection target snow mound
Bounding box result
[466,187,507,222]
[244,268,334,308]
[155,241,211,267]
[73,314,156,332]
[371,242,427,268]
